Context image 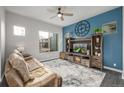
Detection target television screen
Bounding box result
[73,44,87,54]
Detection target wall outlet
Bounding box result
[113,63,116,67]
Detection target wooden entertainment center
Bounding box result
[60,34,103,69]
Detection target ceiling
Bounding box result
[5,6,118,27]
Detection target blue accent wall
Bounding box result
[63,7,122,70]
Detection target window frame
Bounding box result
[13,25,25,36]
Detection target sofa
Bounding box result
[5,49,62,87]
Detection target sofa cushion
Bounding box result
[25,68,57,87]
[30,67,47,78]
[26,58,44,72]
[8,53,34,82]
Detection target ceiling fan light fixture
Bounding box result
[58,13,62,17]
[49,7,73,21]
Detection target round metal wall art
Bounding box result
[75,20,90,37]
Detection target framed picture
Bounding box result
[102,21,117,34]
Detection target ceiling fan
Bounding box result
[49,7,73,21]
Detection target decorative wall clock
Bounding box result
[75,20,90,37]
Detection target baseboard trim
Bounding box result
[104,66,122,73]
[40,58,59,62]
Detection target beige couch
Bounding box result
[5,50,62,87]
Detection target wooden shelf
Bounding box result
[64,37,92,67]
[60,34,103,69]
[70,38,91,43]
[66,52,91,58]
[91,34,103,69]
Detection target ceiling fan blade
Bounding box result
[60,16,64,21]
[50,15,57,19]
[63,13,73,16]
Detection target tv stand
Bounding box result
[60,34,103,69]
[66,52,91,67]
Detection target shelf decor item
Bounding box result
[96,37,100,43]
[75,20,90,37]
[93,28,102,34]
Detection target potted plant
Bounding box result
[93,28,102,34]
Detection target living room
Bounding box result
[0,6,124,87]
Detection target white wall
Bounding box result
[0,7,5,81]
[5,11,62,62]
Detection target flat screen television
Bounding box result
[73,44,87,54]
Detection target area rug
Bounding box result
[43,59,106,87]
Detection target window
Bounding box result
[13,25,25,36]
[39,31,49,39]
[39,31,58,52]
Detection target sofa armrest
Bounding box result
[5,69,24,87]
[23,53,32,58]
[54,74,62,87]
[24,56,33,61]
[42,67,62,87]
